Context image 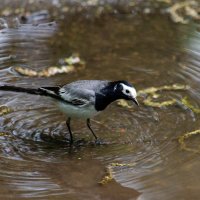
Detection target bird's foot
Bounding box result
[65,138,73,145]
[66,137,108,146]
[94,138,108,145]
[75,138,88,146]
[66,138,88,146]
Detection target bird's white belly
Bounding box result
[58,102,99,119]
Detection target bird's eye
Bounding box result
[125,90,130,94]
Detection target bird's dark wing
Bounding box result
[70,98,87,106]
[40,86,60,95]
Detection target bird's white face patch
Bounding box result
[120,83,137,98]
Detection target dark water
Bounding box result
[0,9,200,200]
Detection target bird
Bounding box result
[0,80,138,144]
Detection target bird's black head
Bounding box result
[112,80,139,106]
[95,80,138,111]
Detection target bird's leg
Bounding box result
[66,117,73,145]
[86,118,98,140]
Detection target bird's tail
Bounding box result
[0,85,43,95]
[0,85,62,101]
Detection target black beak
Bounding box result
[132,98,139,106]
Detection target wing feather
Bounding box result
[39,80,107,106]
[59,87,95,106]
[40,86,60,95]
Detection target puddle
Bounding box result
[0,1,200,200]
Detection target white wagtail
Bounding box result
[0,80,138,144]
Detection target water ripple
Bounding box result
[0,14,200,200]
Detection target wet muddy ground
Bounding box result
[0,1,200,200]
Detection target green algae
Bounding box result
[178,129,200,153]
[118,84,190,109]
[181,97,200,114]
[0,105,12,116]
[15,55,85,77]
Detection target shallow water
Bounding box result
[0,6,200,200]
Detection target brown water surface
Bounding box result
[0,8,200,200]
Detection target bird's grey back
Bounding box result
[58,80,110,105]
[62,80,109,92]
